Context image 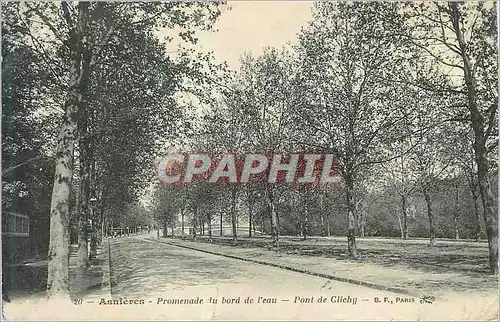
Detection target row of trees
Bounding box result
[2,2,497,302]
[2,2,224,298]
[152,2,498,274]
[153,176,493,240]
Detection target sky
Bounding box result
[145,2,314,205]
[161,1,314,71]
[198,1,313,70]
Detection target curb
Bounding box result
[147,237,424,299]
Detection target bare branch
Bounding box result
[2,155,53,177]
[131,9,169,26]
[379,75,467,95]
[17,14,68,87]
[28,3,67,46]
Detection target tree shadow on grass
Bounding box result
[258,242,492,275]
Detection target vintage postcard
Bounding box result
[2,1,499,321]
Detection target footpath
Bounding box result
[150,236,497,301]
[3,241,112,320]
[3,241,111,303]
[68,241,112,302]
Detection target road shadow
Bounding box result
[110,238,255,296]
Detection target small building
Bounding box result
[2,212,30,264]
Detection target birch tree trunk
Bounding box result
[46,66,78,298]
[319,193,325,236]
[397,215,404,239]
[345,175,357,258]
[192,206,198,241]
[248,197,254,238]
[453,183,460,240]
[402,196,409,240]
[302,190,308,240]
[162,222,168,238]
[231,188,238,244]
[208,213,213,242]
[77,98,91,268]
[47,2,90,298]
[267,188,279,249]
[422,186,436,247]
[89,162,97,259]
[89,215,97,259]
[220,201,223,237]
[252,212,256,235]
[472,190,481,242]
[76,156,89,269]
[181,209,185,238]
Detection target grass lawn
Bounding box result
[172,234,498,298]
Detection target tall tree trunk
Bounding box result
[162,222,168,238]
[192,207,198,241]
[422,186,436,247]
[89,164,97,259]
[89,213,97,259]
[46,71,76,298]
[402,196,409,239]
[453,183,460,240]
[357,201,365,237]
[248,197,254,238]
[208,213,213,242]
[220,201,223,236]
[397,215,404,239]
[302,190,308,240]
[231,188,238,244]
[450,2,498,274]
[267,188,279,249]
[77,95,92,267]
[345,175,357,258]
[320,212,325,237]
[47,2,91,298]
[99,202,105,244]
[76,155,89,269]
[472,190,481,242]
[453,215,460,240]
[181,209,185,238]
[97,185,106,244]
[477,172,498,273]
[248,212,252,237]
[319,193,325,236]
